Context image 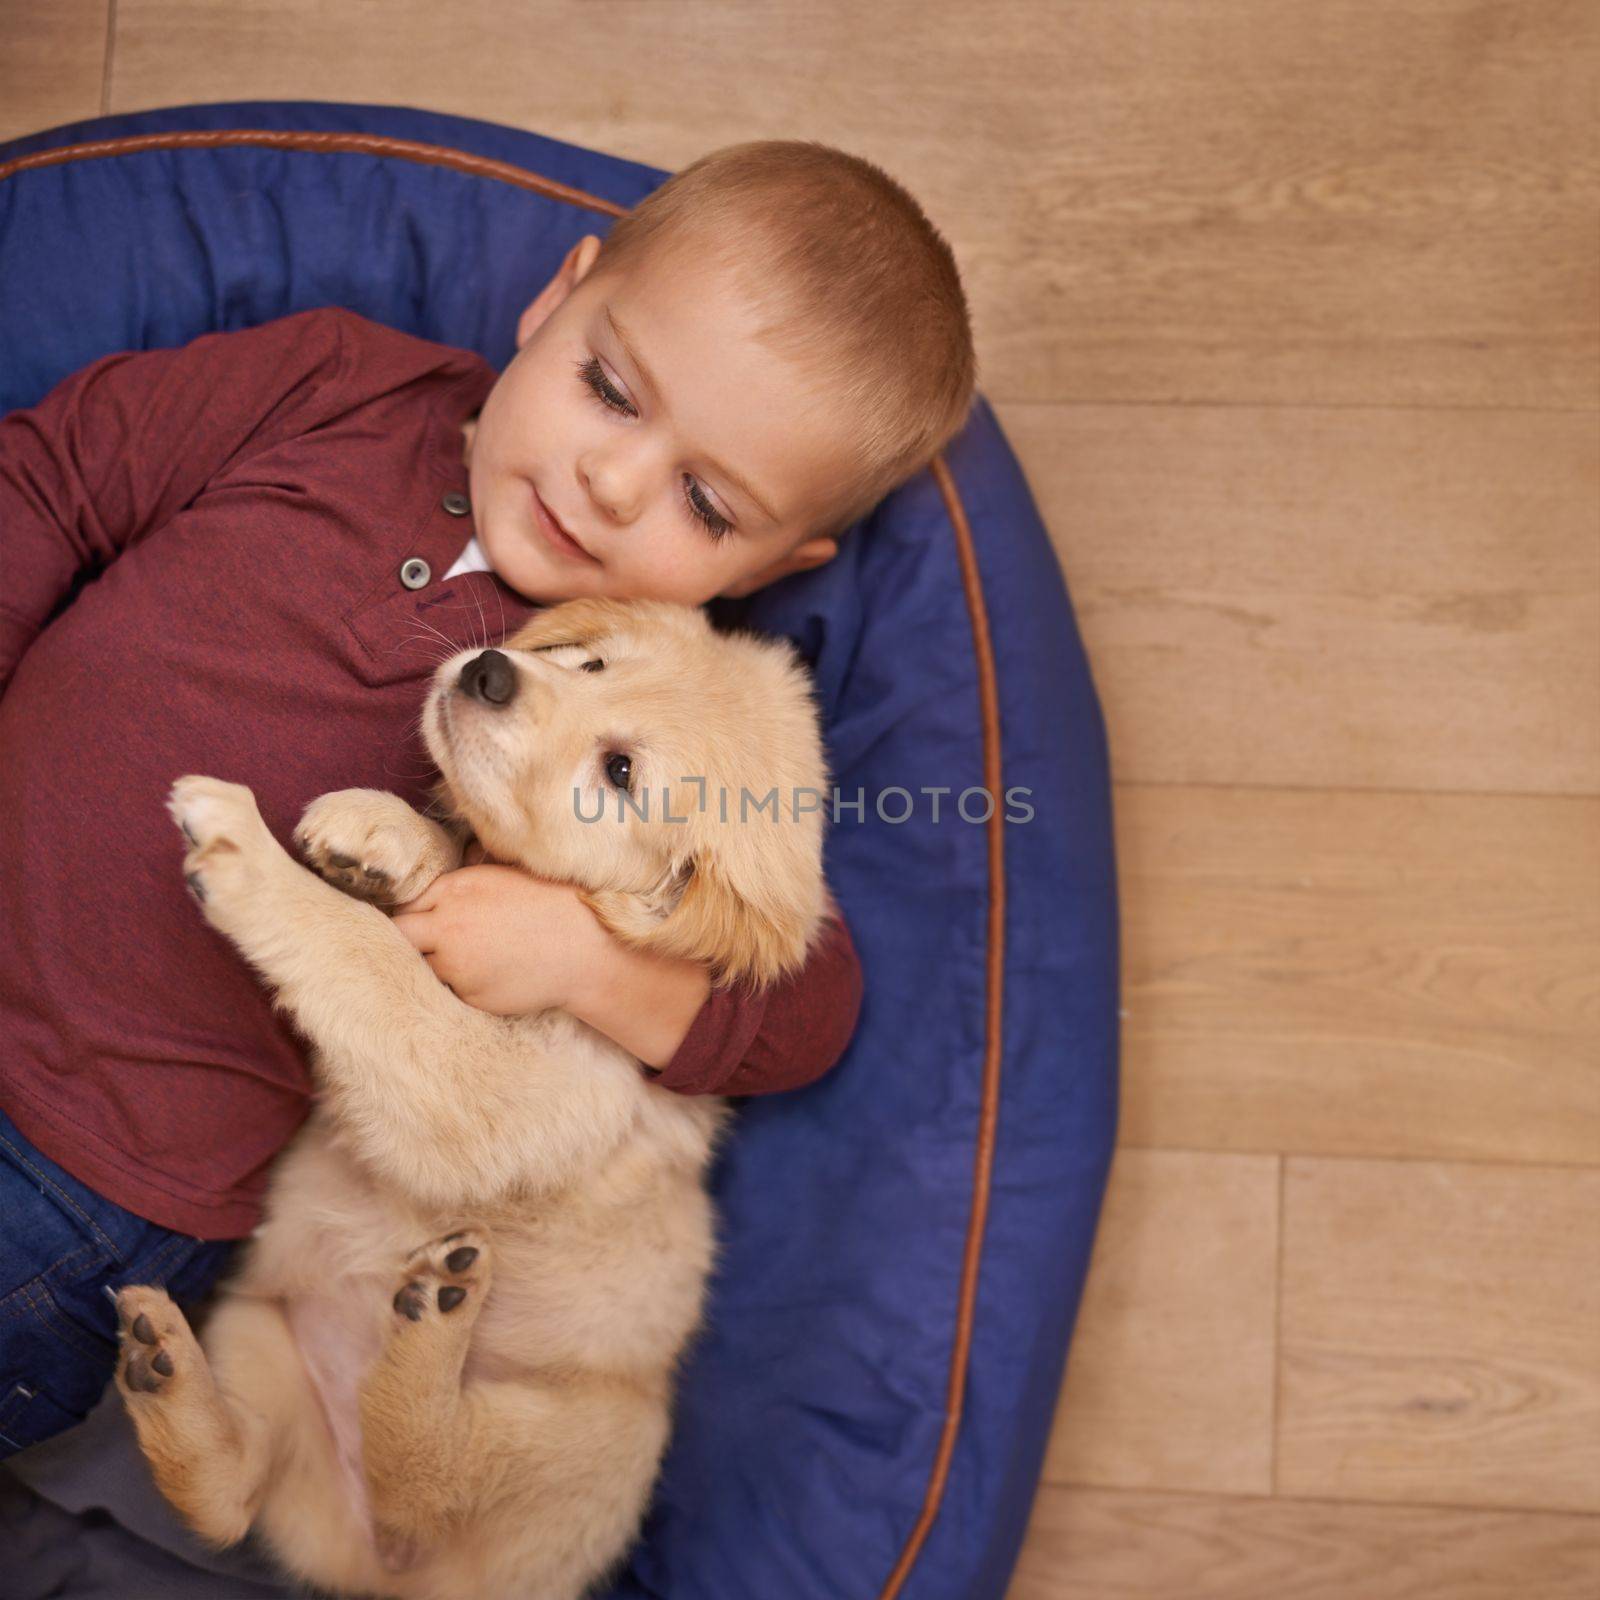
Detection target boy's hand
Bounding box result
[391,850,712,1066]
[392,865,604,1016]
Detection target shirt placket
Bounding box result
[345,411,540,686]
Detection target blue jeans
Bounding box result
[0,1106,235,1458]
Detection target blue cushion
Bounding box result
[0,102,1120,1600]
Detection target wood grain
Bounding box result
[1113,785,1600,1166]
[0,0,109,144]
[1006,1485,1600,1599]
[106,0,1600,408]
[1001,402,1600,796]
[1041,1150,1279,1495]
[1279,1159,1600,1513]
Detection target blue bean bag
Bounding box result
[0,103,1120,1600]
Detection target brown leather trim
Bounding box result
[875,456,1007,1599]
[0,129,625,215]
[0,123,1008,1593]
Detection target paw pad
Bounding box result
[116,1292,182,1396]
[300,846,396,904]
[391,1229,489,1326]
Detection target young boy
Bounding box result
[0,139,977,1458]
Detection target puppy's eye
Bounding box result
[604,752,633,791]
[580,658,605,674]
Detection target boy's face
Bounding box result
[465,233,851,605]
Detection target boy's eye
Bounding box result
[573,355,735,544]
[575,354,634,418]
[683,477,733,542]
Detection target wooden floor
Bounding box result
[2,2,1596,1594]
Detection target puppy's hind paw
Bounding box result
[113,1286,196,1401]
[392,1229,491,1327]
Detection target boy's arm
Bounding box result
[588,904,865,1098]
[390,864,864,1095]
[0,312,350,693]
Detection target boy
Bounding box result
[0,139,977,1457]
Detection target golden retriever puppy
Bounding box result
[112,597,828,1600]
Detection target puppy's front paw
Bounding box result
[392,1229,491,1331]
[294,789,453,906]
[167,776,282,926]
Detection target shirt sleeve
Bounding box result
[0,310,351,693]
[647,904,864,1098]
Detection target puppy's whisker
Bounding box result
[393,629,461,667]
[380,740,441,781]
[401,616,463,657]
[410,615,458,649]
[392,644,454,672]
[469,581,489,653]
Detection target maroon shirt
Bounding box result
[0,309,862,1239]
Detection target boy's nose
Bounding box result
[456,649,518,707]
[579,450,648,526]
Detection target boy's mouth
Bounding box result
[532,485,600,565]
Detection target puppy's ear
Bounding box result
[582,821,824,992]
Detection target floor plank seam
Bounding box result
[1271,1153,1285,1500]
[1114,1142,1600,1175]
[1106,780,1600,803]
[1033,1477,1600,1522]
[99,0,117,117]
[997,397,1600,417]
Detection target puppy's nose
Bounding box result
[456,649,518,707]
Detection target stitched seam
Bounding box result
[129,1231,201,1288]
[0,131,628,217]
[0,1240,102,1330]
[2,1084,266,1217]
[12,1277,115,1363]
[875,457,1006,1600]
[0,1129,119,1256]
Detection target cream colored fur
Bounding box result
[113,599,828,1600]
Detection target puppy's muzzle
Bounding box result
[457,649,518,708]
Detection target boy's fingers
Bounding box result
[391,911,435,954]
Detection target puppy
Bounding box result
[113,598,828,1599]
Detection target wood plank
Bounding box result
[1007,1484,1600,1599]
[1114,786,1600,1167]
[0,0,109,145]
[109,0,1599,408]
[1001,401,1600,796]
[1040,1150,1278,1495]
[1279,1158,1600,1513]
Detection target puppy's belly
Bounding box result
[286,1287,385,1548]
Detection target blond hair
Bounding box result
[592,140,977,538]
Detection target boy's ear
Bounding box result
[516,234,605,348]
[718,536,838,600]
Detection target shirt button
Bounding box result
[442,491,471,517]
[400,557,432,590]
